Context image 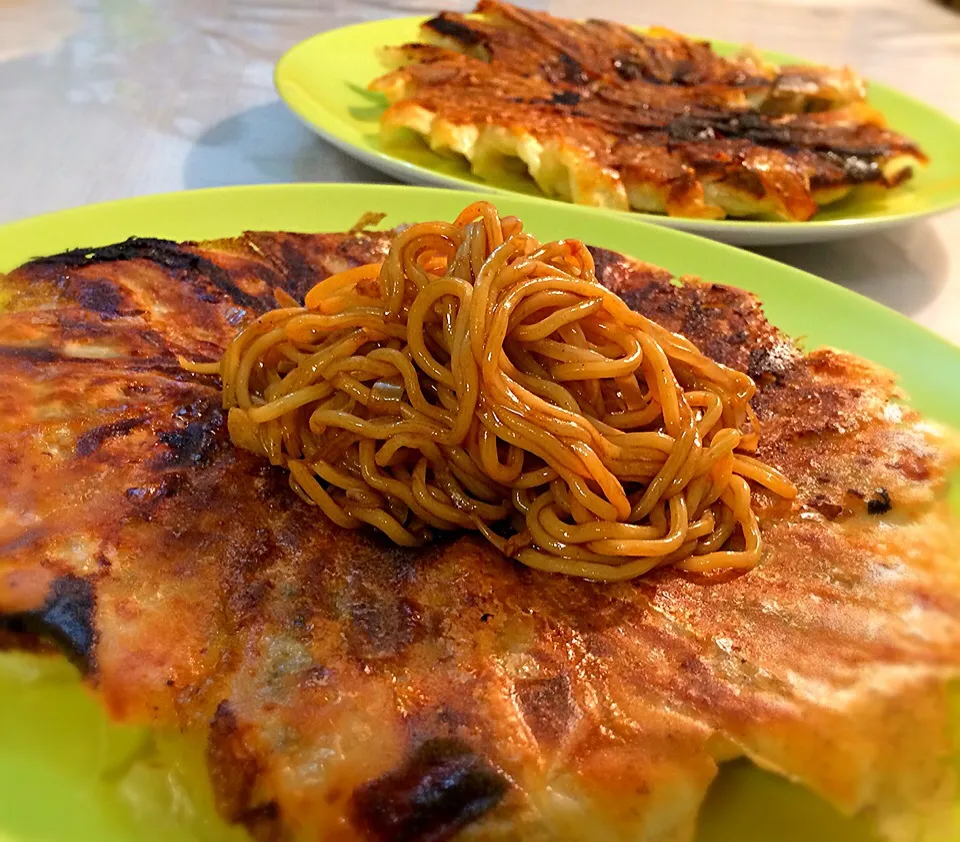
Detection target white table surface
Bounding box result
[2,0,959,344]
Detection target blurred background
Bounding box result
[1,0,959,338]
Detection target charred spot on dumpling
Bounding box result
[551,90,582,106]
[73,277,128,317]
[612,54,645,82]
[155,403,225,468]
[75,415,149,458]
[351,738,509,842]
[0,346,60,363]
[867,488,892,515]
[424,14,484,47]
[544,52,588,86]
[0,575,97,674]
[667,115,717,143]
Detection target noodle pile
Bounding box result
[183,202,796,581]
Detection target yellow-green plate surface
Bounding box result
[275,16,960,246]
[0,183,958,842]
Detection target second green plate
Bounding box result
[275,16,960,246]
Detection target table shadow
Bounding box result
[752,221,950,320]
[182,101,394,191]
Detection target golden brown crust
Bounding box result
[371,2,925,220]
[1,231,958,842]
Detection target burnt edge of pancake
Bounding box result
[26,237,212,270]
[425,14,483,47]
[0,575,97,673]
[208,701,283,837]
[351,738,510,842]
[26,237,266,310]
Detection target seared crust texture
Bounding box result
[1,230,959,842]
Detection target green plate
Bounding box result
[274,16,960,247]
[0,183,957,842]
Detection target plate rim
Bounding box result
[273,15,960,245]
